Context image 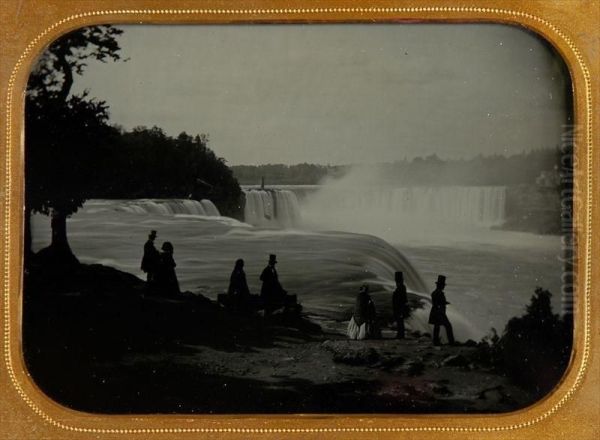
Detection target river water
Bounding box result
[30,186,565,342]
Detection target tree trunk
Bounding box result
[42,209,78,265]
[56,54,74,102]
[51,209,70,250]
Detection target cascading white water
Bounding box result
[83,199,221,216]
[200,200,220,216]
[243,189,301,228]
[30,194,561,341]
[299,184,507,245]
[242,184,505,237]
[303,186,506,227]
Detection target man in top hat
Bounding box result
[428,275,455,346]
[260,254,287,314]
[392,271,410,339]
[141,230,160,289]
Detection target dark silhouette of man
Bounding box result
[260,254,286,314]
[392,271,410,339]
[141,230,160,289]
[428,275,455,346]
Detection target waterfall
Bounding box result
[200,200,220,216]
[243,189,301,228]
[242,185,506,239]
[83,199,221,216]
[303,186,506,227]
[298,185,507,244]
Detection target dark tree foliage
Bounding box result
[26,94,117,216]
[25,25,243,267]
[26,25,124,263]
[28,26,124,101]
[491,288,572,399]
[98,127,243,217]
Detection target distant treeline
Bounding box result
[232,163,345,186]
[232,149,561,187]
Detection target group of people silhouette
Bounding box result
[141,231,293,314]
[227,253,294,315]
[141,230,180,295]
[348,272,455,346]
[141,230,455,346]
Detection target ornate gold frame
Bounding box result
[1,1,598,438]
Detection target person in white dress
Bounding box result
[347,284,379,340]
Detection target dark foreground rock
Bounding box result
[23,262,538,414]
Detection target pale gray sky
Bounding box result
[71,23,571,165]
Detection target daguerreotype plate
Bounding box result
[1,1,598,439]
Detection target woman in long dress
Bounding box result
[347,284,380,340]
[227,258,251,310]
[156,241,180,296]
[228,258,250,297]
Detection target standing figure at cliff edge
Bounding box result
[156,241,180,296]
[141,230,160,292]
[392,271,410,339]
[259,254,287,315]
[228,258,251,311]
[348,284,380,340]
[428,275,455,346]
